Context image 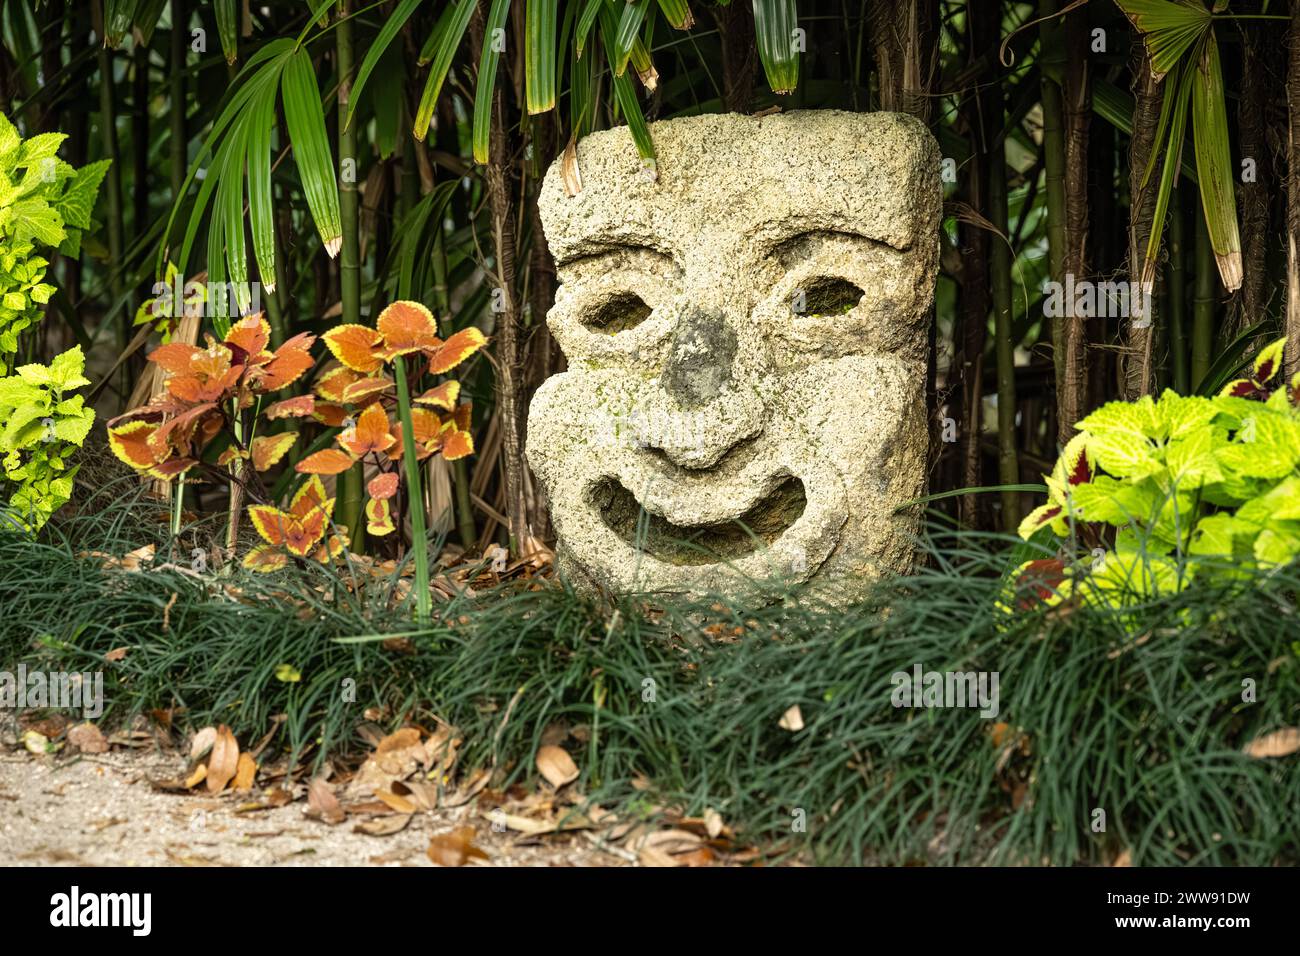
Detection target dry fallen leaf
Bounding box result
[536,745,580,789]
[22,730,51,755]
[189,726,217,761]
[232,753,257,791]
[66,723,109,754]
[1243,727,1300,759]
[778,705,804,732]
[206,725,239,793]
[104,647,129,662]
[703,807,724,840]
[1112,848,1133,867]
[354,815,412,837]
[374,789,417,814]
[427,826,489,867]
[350,727,427,796]
[308,777,346,824]
[184,764,208,789]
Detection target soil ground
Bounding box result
[0,749,631,867]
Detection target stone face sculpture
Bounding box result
[527,110,940,600]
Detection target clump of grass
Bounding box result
[2,490,1296,865]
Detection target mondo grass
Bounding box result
[2,490,1297,865]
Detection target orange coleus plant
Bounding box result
[298,300,484,539]
[106,314,315,480]
[243,475,346,571]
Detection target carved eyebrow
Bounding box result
[555,240,676,269]
[767,228,905,259]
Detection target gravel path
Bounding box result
[0,749,629,867]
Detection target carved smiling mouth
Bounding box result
[591,475,807,566]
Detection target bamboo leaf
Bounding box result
[132,0,169,45]
[1191,32,1242,292]
[473,0,514,164]
[1141,57,1193,287]
[104,0,139,47]
[345,0,422,131]
[247,82,278,294]
[282,48,342,257]
[413,0,476,141]
[215,0,239,64]
[526,0,560,113]
[752,0,800,95]
[612,0,648,76]
[576,0,606,56]
[656,0,694,30]
[1113,0,1211,81]
[599,8,655,168]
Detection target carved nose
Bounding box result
[640,307,759,470]
[659,307,737,407]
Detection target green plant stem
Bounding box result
[335,0,364,551]
[432,231,477,549]
[1192,206,1216,389]
[394,354,431,624]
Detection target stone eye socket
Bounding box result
[584,291,653,334]
[795,276,864,317]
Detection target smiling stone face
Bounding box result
[527,110,940,600]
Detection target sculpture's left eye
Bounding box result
[794,276,864,317]
[585,291,653,334]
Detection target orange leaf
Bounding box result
[376,300,439,357]
[414,380,460,410]
[296,448,356,475]
[440,425,474,461]
[367,472,399,500]
[260,345,315,391]
[108,420,163,469]
[312,401,348,427]
[223,315,272,363]
[284,510,326,557]
[289,475,332,518]
[322,324,384,373]
[248,505,289,546]
[265,395,316,419]
[314,365,362,401]
[339,402,396,457]
[426,327,487,375]
[366,497,396,536]
[147,342,203,375]
[341,376,393,404]
[388,408,441,461]
[251,432,298,471]
[243,544,288,572]
[313,532,349,563]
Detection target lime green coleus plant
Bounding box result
[0,112,107,529]
[0,346,96,529]
[1014,337,1300,606]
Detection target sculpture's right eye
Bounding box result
[584,291,653,334]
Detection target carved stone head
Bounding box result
[527,110,940,600]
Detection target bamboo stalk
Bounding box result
[1058,6,1090,439]
[1123,52,1161,401]
[335,0,365,553]
[988,131,1020,532]
[94,2,127,341]
[1168,188,1190,394]
[1039,0,1067,395]
[1192,206,1217,390]
[170,0,185,205]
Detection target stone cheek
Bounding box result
[526,110,941,602]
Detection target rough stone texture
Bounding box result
[527,110,941,601]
